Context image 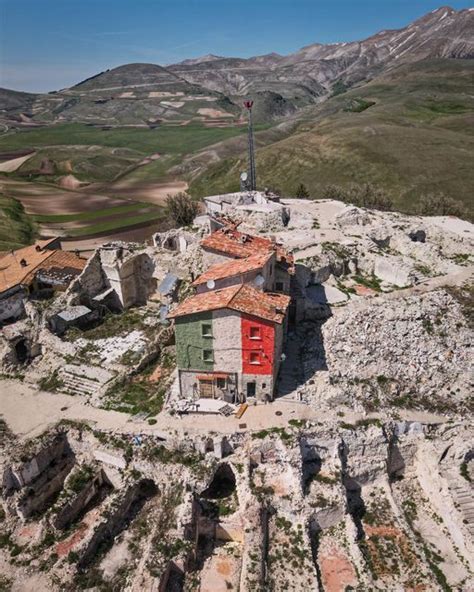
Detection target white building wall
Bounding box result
[212,309,242,372]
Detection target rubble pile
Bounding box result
[0,195,473,590]
[312,289,472,413]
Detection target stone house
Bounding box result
[0,239,87,324]
[200,225,294,294]
[192,251,276,294]
[168,284,290,403]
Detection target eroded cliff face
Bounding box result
[0,421,472,591]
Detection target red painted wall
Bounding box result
[241,313,274,375]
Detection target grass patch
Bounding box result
[68,210,164,237]
[344,98,376,113]
[0,194,36,250]
[252,427,292,442]
[353,273,382,291]
[103,379,165,416]
[38,370,64,393]
[67,309,150,341]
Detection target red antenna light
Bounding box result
[243,100,254,110]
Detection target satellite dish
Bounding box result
[254,274,265,287]
[240,171,248,181]
[206,279,216,290]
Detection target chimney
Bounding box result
[35,245,42,252]
[20,258,27,267]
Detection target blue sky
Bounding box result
[0,0,471,92]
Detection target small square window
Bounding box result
[202,323,212,337]
[275,282,284,292]
[203,349,213,363]
[216,377,226,389]
[250,352,260,365]
[249,326,261,340]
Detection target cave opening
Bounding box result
[14,338,28,364]
[201,463,236,500]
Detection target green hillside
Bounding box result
[0,195,36,251]
[189,60,474,215]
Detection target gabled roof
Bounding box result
[201,227,294,269]
[0,241,86,294]
[192,251,273,286]
[168,284,290,324]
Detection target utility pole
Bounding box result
[243,100,256,191]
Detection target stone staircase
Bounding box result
[58,365,115,398]
[449,479,474,540]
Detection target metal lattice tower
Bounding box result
[244,100,256,191]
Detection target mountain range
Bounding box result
[0,6,473,220]
[1,6,473,126]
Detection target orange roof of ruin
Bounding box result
[192,251,273,286]
[168,283,290,324]
[201,226,294,269]
[0,240,86,294]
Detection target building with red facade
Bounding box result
[168,225,293,403]
[169,283,290,403]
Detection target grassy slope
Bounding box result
[0,123,250,157]
[0,195,36,250]
[188,60,474,212]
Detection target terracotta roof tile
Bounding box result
[168,284,290,324]
[0,241,86,294]
[193,251,273,286]
[201,227,294,270]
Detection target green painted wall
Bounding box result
[175,312,214,371]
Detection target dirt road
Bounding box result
[0,380,446,442]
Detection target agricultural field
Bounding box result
[0,122,257,250]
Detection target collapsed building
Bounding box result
[67,243,158,312]
[0,238,87,325]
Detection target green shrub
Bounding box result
[166,192,199,227]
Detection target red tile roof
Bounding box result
[0,241,86,294]
[168,284,290,324]
[201,227,294,270]
[193,251,273,286]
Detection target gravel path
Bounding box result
[0,379,447,442]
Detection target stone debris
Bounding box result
[0,196,473,590]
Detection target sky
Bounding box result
[0,0,472,93]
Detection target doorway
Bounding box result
[246,381,256,398]
[14,339,28,364]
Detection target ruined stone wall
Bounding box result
[0,289,26,323]
[67,251,107,304]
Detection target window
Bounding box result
[275,281,284,292]
[202,323,212,337]
[216,377,226,389]
[249,326,261,340]
[250,352,260,365]
[203,349,213,363]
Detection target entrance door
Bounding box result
[246,382,256,398]
[199,379,214,398]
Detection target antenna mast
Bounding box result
[243,100,256,191]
